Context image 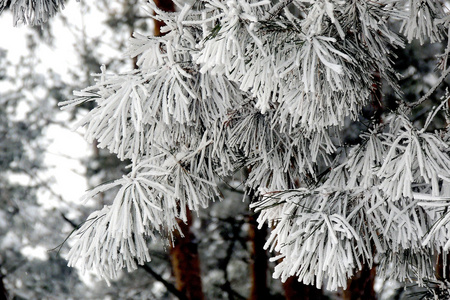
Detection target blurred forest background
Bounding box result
[0,0,448,299]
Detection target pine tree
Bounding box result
[5,0,450,297]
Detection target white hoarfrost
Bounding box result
[0,0,80,26]
[56,0,450,292]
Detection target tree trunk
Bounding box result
[282,277,325,300]
[169,209,204,300]
[0,274,8,300]
[153,0,175,37]
[340,70,381,300]
[248,214,269,300]
[151,2,203,299]
[342,266,376,300]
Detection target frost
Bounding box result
[0,0,78,26]
[62,0,450,291]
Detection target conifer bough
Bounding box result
[0,0,80,26]
[11,0,450,293]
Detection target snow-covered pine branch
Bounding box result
[0,0,75,26]
[59,0,450,292]
[400,0,447,44]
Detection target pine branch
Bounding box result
[60,212,78,229]
[138,262,188,300]
[407,67,450,109]
[262,0,293,21]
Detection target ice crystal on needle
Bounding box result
[58,0,450,291]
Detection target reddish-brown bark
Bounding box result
[169,210,204,300]
[153,0,175,37]
[248,214,269,300]
[282,277,326,300]
[343,266,376,300]
[151,1,204,299]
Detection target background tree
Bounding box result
[0,36,88,299]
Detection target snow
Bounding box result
[21,245,49,261]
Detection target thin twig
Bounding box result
[407,67,450,109]
[262,0,293,21]
[138,262,188,300]
[61,212,78,229]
